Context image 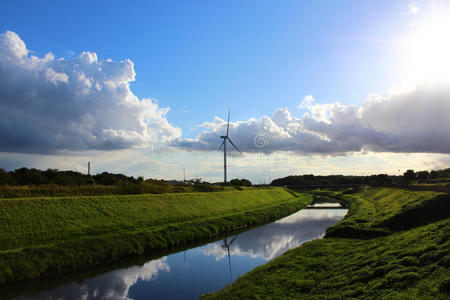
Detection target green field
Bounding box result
[201,188,450,299]
[0,187,311,285]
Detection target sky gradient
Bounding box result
[0,0,449,183]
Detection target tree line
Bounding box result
[402,169,450,183]
[1,166,448,190]
[0,168,144,186]
[271,168,450,187]
[0,168,256,197]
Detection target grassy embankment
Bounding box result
[202,188,450,299]
[0,188,311,285]
[0,182,243,198]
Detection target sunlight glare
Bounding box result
[407,12,450,85]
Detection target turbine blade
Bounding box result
[219,140,225,151]
[226,108,230,137]
[228,138,239,151]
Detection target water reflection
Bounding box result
[13,208,347,300]
[220,236,239,282]
[201,209,347,261]
[16,258,170,300]
[308,202,343,207]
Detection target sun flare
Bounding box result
[406,10,450,85]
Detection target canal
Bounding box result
[14,203,347,300]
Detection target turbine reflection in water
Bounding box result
[221,235,239,282]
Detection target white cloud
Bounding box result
[0,31,181,154]
[173,85,450,155]
[297,94,315,110]
[272,107,295,128]
[408,2,419,15]
[45,67,69,85]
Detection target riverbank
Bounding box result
[201,187,450,299]
[0,188,311,285]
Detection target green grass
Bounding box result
[0,188,311,285]
[0,182,243,198]
[201,187,450,299]
[325,188,448,238]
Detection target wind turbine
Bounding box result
[219,109,239,184]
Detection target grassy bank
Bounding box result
[325,188,448,238]
[201,188,450,299]
[0,188,311,285]
[0,182,243,198]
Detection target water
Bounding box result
[308,202,343,207]
[14,204,347,300]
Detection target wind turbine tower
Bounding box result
[219,109,239,184]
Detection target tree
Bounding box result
[54,173,76,185]
[430,170,439,179]
[0,169,15,185]
[239,179,252,186]
[416,171,430,181]
[403,169,416,184]
[13,168,49,185]
[368,174,391,187]
[230,178,252,186]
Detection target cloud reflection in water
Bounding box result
[201,209,347,261]
[17,257,169,300]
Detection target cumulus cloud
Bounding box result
[0,31,181,154]
[173,85,450,155]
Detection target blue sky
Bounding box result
[0,0,449,182]
[0,0,413,135]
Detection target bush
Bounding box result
[230,178,252,186]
